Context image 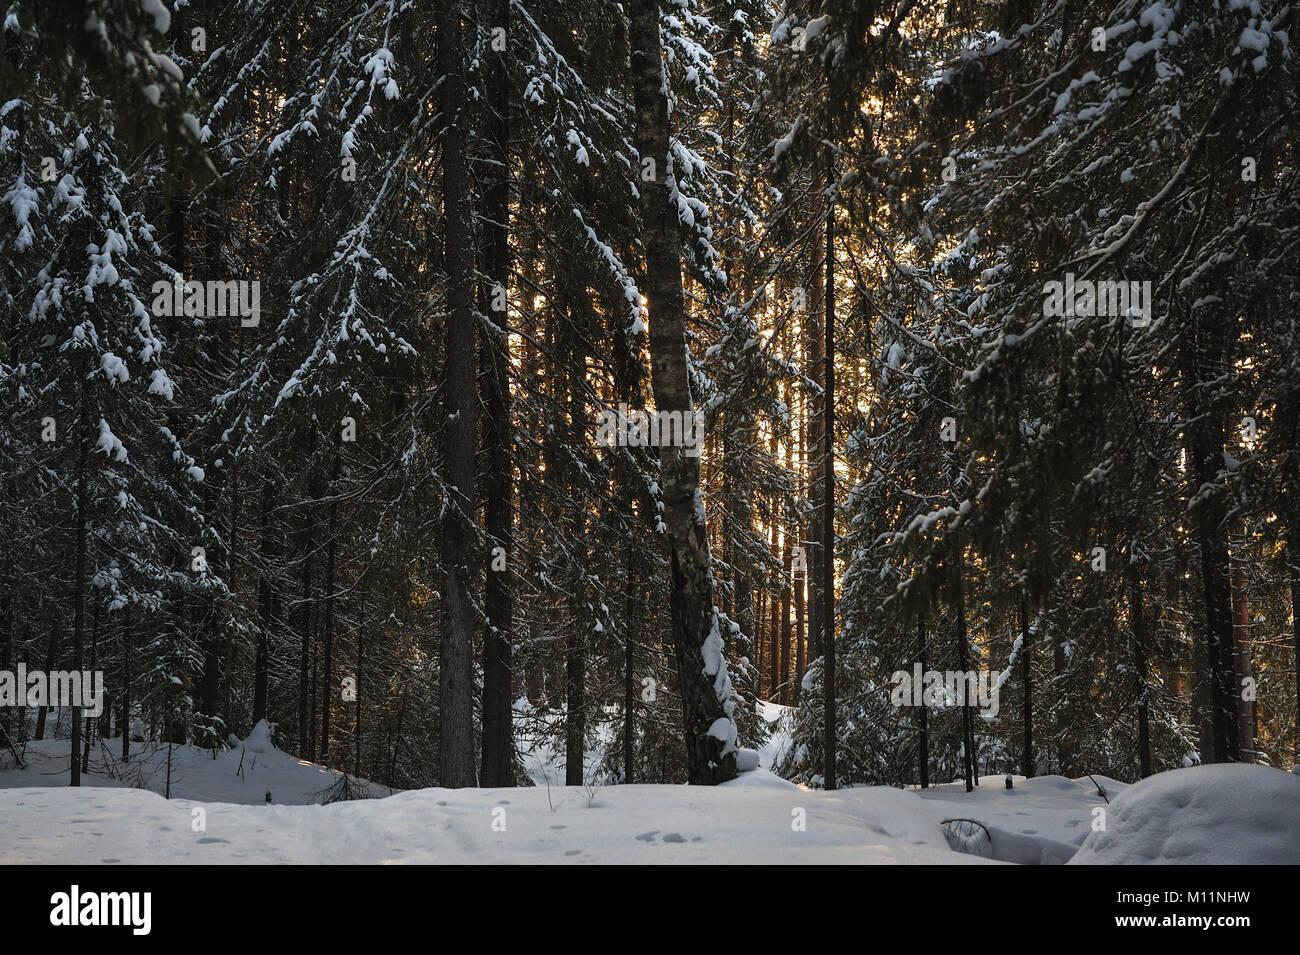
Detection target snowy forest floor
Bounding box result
[2,705,1298,864]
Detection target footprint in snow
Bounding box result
[635,830,659,842]
[662,833,686,843]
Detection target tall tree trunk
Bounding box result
[777,530,792,705]
[436,0,479,788]
[1185,307,1239,763]
[916,611,929,788]
[762,521,776,696]
[0,553,11,751]
[479,0,515,788]
[319,447,340,768]
[628,0,736,784]
[1019,597,1034,778]
[1289,537,1300,771]
[1051,633,1076,774]
[805,238,825,666]
[564,331,587,787]
[71,435,88,786]
[298,506,315,760]
[1230,557,1254,759]
[254,482,274,724]
[794,527,806,704]
[35,605,58,741]
[1129,573,1153,778]
[951,549,974,793]
[820,163,837,791]
[354,600,363,780]
[623,533,637,784]
[197,468,225,747]
[82,604,99,773]
[120,610,130,760]
[1191,444,1239,762]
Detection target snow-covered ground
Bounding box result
[1070,763,1300,865]
[0,720,381,805]
[2,706,1297,864]
[917,772,1129,864]
[0,769,983,864]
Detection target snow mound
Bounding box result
[1069,764,1300,865]
[735,747,760,772]
[243,719,275,754]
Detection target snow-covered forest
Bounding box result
[3,0,1300,874]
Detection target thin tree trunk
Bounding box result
[1020,597,1034,778]
[778,532,792,705]
[254,481,273,724]
[35,605,58,741]
[794,530,806,703]
[623,532,636,784]
[1230,558,1254,759]
[805,215,825,667]
[564,330,587,787]
[917,611,929,788]
[82,604,99,774]
[1290,539,1300,770]
[1129,573,1153,778]
[354,601,363,780]
[120,610,131,760]
[951,549,974,792]
[298,510,314,760]
[71,435,88,786]
[319,447,340,767]
[821,163,837,791]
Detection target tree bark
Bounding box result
[1230,558,1254,759]
[1019,597,1034,778]
[917,611,929,788]
[951,549,974,793]
[35,605,58,741]
[627,0,736,784]
[254,481,274,724]
[821,163,837,791]
[623,533,637,783]
[71,435,87,786]
[297,503,314,760]
[777,530,792,704]
[1129,573,1153,778]
[478,0,515,788]
[1290,538,1300,770]
[319,447,340,767]
[437,0,479,788]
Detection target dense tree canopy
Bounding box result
[3,0,1297,792]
